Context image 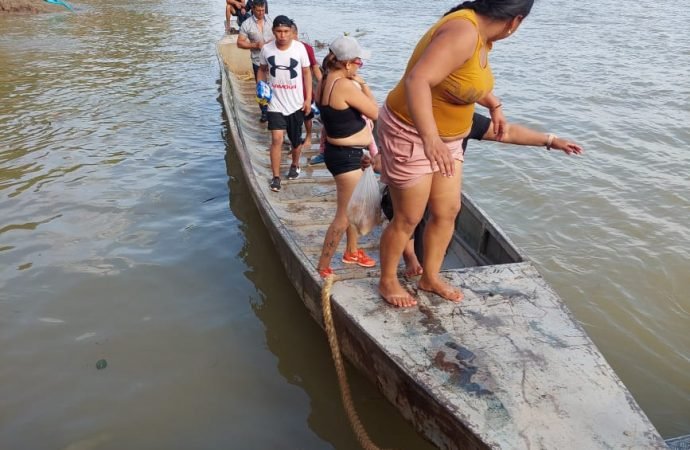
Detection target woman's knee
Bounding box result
[392,211,423,234]
[330,213,349,232]
[430,200,461,222]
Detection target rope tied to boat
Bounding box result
[321,275,388,450]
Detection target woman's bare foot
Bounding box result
[402,241,423,277]
[404,262,423,278]
[417,275,463,303]
[379,278,417,308]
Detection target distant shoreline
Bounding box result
[0,0,64,14]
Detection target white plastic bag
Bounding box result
[347,166,383,236]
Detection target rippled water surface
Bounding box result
[1,0,688,447]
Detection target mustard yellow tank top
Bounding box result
[386,9,494,138]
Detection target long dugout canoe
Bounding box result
[216,34,667,449]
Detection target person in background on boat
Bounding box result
[257,15,312,192]
[237,0,273,122]
[377,0,535,307]
[226,0,245,33]
[308,54,335,166]
[237,0,269,27]
[291,23,322,152]
[372,112,583,277]
[315,36,378,277]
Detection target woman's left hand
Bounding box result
[490,107,507,141]
[551,138,584,155]
[361,154,382,172]
[361,153,372,170]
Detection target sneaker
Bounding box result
[269,176,281,192]
[287,165,301,180]
[260,111,268,123]
[342,249,376,268]
[308,153,325,165]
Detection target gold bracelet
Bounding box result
[546,133,557,150]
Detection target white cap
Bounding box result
[329,35,371,61]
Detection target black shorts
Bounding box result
[324,143,364,176]
[381,185,394,221]
[462,113,492,153]
[268,110,304,149]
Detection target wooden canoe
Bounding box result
[216,34,667,449]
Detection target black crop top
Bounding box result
[319,78,367,139]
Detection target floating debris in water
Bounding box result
[75,332,96,341]
[96,359,107,370]
[39,317,64,323]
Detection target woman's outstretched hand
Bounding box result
[551,138,584,155]
[422,136,455,177]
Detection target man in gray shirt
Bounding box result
[237,0,273,121]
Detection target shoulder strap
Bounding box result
[323,77,344,106]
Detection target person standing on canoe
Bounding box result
[314,36,379,277]
[237,0,269,27]
[377,0,534,307]
[257,15,312,192]
[291,22,322,152]
[372,112,583,278]
[225,0,245,33]
[237,0,273,122]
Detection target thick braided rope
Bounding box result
[321,275,387,450]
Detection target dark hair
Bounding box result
[318,51,350,104]
[251,0,265,8]
[273,15,294,28]
[322,51,338,72]
[445,0,534,20]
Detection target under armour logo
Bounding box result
[267,56,299,79]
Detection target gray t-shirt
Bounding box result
[239,15,274,66]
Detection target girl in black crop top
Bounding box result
[314,38,380,278]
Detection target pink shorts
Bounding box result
[378,105,464,189]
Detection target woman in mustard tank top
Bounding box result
[377,0,534,307]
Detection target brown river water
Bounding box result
[1,0,688,448]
